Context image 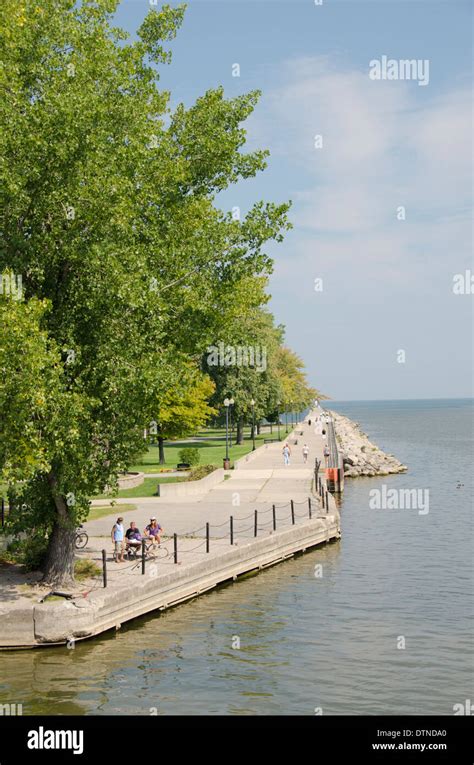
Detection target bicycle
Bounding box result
[74,525,89,550]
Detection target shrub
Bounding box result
[1,536,49,572]
[74,559,102,581]
[178,447,200,466]
[188,465,214,481]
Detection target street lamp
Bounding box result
[228,397,234,447]
[224,398,231,466]
[285,405,289,434]
[277,401,281,441]
[250,398,256,451]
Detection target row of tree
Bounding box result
[0,1,319,585]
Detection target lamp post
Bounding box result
[277,401,281,441]
[285,407,289,434]
[223,398,230,468]
[251,399,256,451]
[228,397,234,447]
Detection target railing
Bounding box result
[97,491,335,587]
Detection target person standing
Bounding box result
[302,443,310,464]
[111,517,125,563]
[324,445,330,467]
[282,442,291,466]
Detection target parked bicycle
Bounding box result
[74,525,88,550]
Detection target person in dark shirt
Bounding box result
[125,521,142,552]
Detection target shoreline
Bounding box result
[328,410,407,478]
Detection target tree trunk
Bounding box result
[236,416,244,445]
[256,421,261,435]
[42,519,76,587]
[158,435,166,465]
[42,476,75,587]
[270,423,273,434]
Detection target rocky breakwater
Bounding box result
[330,411,407,478]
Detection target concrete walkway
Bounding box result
[84,411,331,542]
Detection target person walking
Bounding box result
[302,443,310,464]
[324,445,330,467]
[282,442,291,466]
[111,517,125,563]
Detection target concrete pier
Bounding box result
[0,411,341,649]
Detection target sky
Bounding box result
[114,0,473,401]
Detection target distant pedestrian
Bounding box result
[302,443,309,464]
[324,446,330,467]
[111,517,125,563]
[308,419,312,426]
[282,443,291,466]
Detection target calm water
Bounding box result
[1,399,472,715]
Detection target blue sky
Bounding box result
[115,0,472,400]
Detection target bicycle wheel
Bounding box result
[75,531,88,549]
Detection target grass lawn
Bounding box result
[92,476,185,501]
[128,427,291,475]
[87,503,137,521]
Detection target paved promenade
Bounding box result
[85,412,330,541]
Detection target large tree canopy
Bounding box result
[0,0,291,584]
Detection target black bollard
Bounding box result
[173,533,178,564]
[308,497,312,519]
[325,490,329,514]
[102,549,107,588]
[291,499,295,525]
[254,509,258,537]
[272,504,276,531]
[230,516,234,545]
[206,522,210,553]
[141,539,146,575]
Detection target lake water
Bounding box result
[1,399,472,715]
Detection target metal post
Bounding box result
[272,504,276,531]
[206,522,210,553]
[252,402,256,451]
[308,497,312,519]
[102,549,107,588]
[225,406,229,461]
[277,408,281,440]
[322,490,325,510]
[254,509,258,537]
[325,490,329,514]
[229,404,233,448]
[173,533,178,564]
[230,516,234,545]
[141,539,146,574]
[291,499,295,525]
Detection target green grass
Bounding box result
[92,476,185,500]
[128,428,285,474]
[87,503,137,521]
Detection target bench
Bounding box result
[264,438,280,444]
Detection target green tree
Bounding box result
[0,1,290,584]
[149,365,216,464]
